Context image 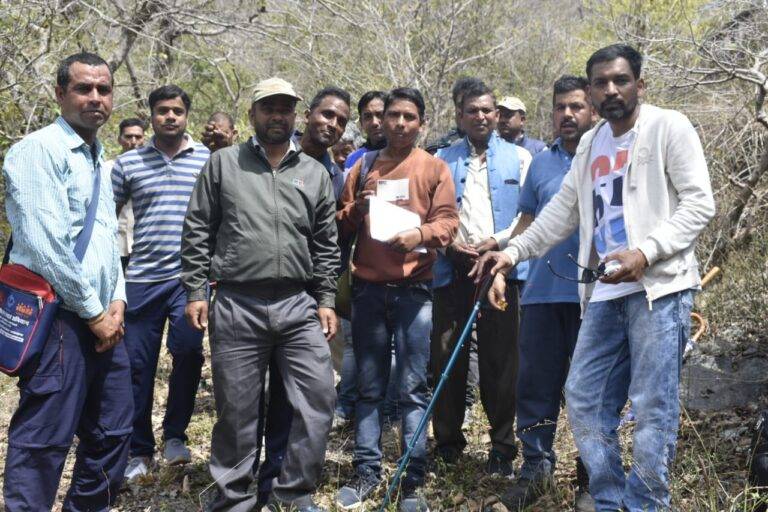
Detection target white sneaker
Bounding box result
[124,456,151,483]
[163,438,192,465]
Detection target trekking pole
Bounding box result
[379,275,496,511]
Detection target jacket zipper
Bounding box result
[272,168,280,279]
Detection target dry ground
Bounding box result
[0,337,765,511]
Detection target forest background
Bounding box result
[0,0,767,510]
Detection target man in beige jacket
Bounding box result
[473,44,715,512]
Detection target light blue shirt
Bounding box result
[3,116,125,319]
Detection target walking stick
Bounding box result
[379,275,496,511]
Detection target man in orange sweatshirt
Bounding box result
[335,88,458,512]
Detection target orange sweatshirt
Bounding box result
[337,148,459,283]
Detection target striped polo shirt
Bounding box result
[111,135,209,282]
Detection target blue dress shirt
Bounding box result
[3,116,125,319]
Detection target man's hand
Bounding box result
[471,237,499,255]
[318,307,338,341]
[89,312,122,353]
[488,272,508,311]
[446,242,479,273]
[107,300,126,336]
[354,190,375,215]
[186,300,209,331]
[468,250,514,282]
[201,124,232,152]
[600,249,649,284]
[387,228,422,253]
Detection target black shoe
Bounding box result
[435,446,461,464]
[574,457,595,512]
[485,449,515,478]
[335,466,381,510]
[486,477,550,511]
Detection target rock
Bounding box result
[681,353,768,411]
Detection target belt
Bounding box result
[217,281,306,300]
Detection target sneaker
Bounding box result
[485,449,515,478]
[163,438,191,465]
[335,466,381,510]
[123,456,151,483]
[492,476,551,511]
[398,482,430,512]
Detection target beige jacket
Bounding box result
[502,104,716,313]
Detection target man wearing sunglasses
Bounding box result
[473,44,715,511]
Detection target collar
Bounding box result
[251,135,298,154]
[550,137,573,156]
[148,133,196,156]
[55,116,104,159]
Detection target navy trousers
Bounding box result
[124,278,204,457]
[516,302,581,479]
[4,310,133,511]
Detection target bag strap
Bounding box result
[3,158,102,265]
[357,149,379,193]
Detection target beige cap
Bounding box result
[252,77,302,103]
[498,96,526,113]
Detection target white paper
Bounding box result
[376,178,410,202]
[369,196,427,253]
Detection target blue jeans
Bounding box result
[351,281,432,484]
[565,290,693,512]
[517,303,581,480]
[336,319,400,421]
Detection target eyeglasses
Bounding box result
[547,253,609,284]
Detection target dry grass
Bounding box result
[0,336,765,511]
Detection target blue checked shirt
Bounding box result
[3,116,126,319]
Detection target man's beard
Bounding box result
[598,97,637,121]
[256,124,292,145]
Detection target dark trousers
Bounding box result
[124,278,204,457]
[4,310,133,511]
[430,276,520,459]
[208,287,335,511]
[516,303,581,479]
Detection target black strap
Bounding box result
[3,158,102,265]
[357,149,379,193]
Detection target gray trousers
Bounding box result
[208,286,335,511]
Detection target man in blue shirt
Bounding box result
[2,51,132,510]
[488,76,596,511]
[112,85,210,481]
[497,96,547,155]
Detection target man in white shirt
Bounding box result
[431,80,530,477]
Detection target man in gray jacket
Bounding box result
[181,77,339,512]
[473,44,715,511]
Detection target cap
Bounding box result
[252,77,303,104]
[498,96,526,113]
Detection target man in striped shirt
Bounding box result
[111,84,210,481]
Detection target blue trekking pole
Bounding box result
[379,275,496,511]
